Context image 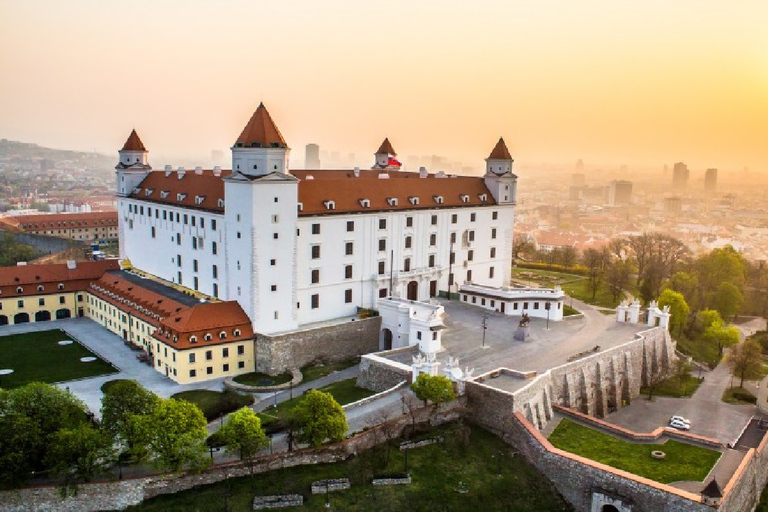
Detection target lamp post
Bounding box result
[273,390,278,409]
[269,434,273,454]
[325,483,330,508]
[545,302,551,330]
[481,315,489,348]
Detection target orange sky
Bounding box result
[1,1,766,173]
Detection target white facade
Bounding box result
[115,105,518,336]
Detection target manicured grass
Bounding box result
[641,374,704,398]
[562,279,621,309]
[548,419,721,484]
[258,378,376,427]
[563,305,580,317]
[125,422,573,512]
[722,386,757,405]
[171,389,254,422]
[0,329,117,388]
[233,371,292,387]
[301,357,359,384]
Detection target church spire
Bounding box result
[121,129,146,151]
[487,137,512,160]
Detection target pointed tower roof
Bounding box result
[487,137,512,160]
[121,129,146,151]
[235,103,288,148]
[701,478,723,499]
[376,138,397,156]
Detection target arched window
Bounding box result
[37,285,44,292]
[219,331,227,340]
[58,283,65,290]
[204,333,212,341]
[233,329,241,337]
[189,335,197,343]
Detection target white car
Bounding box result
[669,415,691,426]
[669,419,691,431]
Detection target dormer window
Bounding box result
[37,285,44,291]
[409,197,419,205]
[359,199,371,208]
[478,193,487,201]
[172,335,178,342]
[58,283,64,290]
[16,287,23,293]
[234,329,241,337]
[460,194,470,203]
[204,333,213,342]
[250,142,262,148]
[323,200,335,210]
[189,335,197,344]
[219,331,227,339]
[217,199,225,208]
[133,188,141,195]
[177,193,187,202]
[195,195,206,205]
[160,191,170,199]
[145,189,154,196]
[433,195,444,204]
[298,202,304,212]
[387,197,398,207]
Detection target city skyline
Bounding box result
[1,1,766,172]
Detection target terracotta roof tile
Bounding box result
[376,138,396,155]
[234,103,288,149]
[487,137,512,160]
[0,211,118,231]
[0,260,119,297]
[122,129,147,151]
[130,170,231,213]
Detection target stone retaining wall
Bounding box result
[343,381,407,412]
[256,316,380,375]
[0,399,464,512]
[356,347,417,392]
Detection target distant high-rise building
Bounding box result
[608,180,632,206]
[704,168,717,192]
[575,158,584,173]
[305,143,320,168]
[571,173,585,186]
[672,162,689,189]
[664,196,682,213]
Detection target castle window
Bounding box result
[347,221,354,232]
[478,194,487,202]
[234,329,241,337]
[345,289,352,303]
[311,294,319,309]
[471,213,476,222]
[433,195,444,204]
[345,242,353,255]
[177,193,187,202]
[16,287,23,293]
[387,197,398,206]
[37,285,44,292]
[405,236,412,249]
[145,189,154,196]
[359,199,370,208]
[219,331,227,339]
[460,194,469,203]
[491,228,497,239]
[379,218,387,229]
[189,335,197,343]
[312,223,320,235]
[492,211,498,220]
[217,199,225,208]
[195,195,205,205]
[490,247,496,258]
[204,333,213,341]
[409,197,419,205]
[323,200,335,210]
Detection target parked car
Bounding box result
[669,419,691,431]
[669,415,691,426]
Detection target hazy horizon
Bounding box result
[1,1,766,173]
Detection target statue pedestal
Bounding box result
[514,326,530,341]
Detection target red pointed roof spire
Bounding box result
[235,102,288,148]
[376,138,397,156]
[121,129,146,151]
[487,137,512,160]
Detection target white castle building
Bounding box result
[116,103,518,338]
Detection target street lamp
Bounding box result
[545,302,551,330]
[268,434,273,454]
[273,390,278,409]
[481,315,489,348]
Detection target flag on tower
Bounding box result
[388,156,402,167]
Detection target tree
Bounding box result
[582,247,609,300]
[628,233,654,285]
[45,424,113,491]
[513,233,535,260]
[293,390,348,447]
[0,232,38,266]
[100,380,159,457]
[218,407,267,485]
[561,246,578,270]
[0,409,40,488]
[658,289,689,337]
[131,398,210,472]
[605,260,631,302]
[667,271,699,315]
[728,340,764,388]
[695,246,747,312]
[410,373,456,408]
[711,282,744,321]
[702,323,740,355]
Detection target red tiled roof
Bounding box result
[129,169,231,213]
[234,103,288,149]
[130,168,496,216]
[0,260,119,297]
[0,211,118,232]
[376,138,396,155]
[487,137,512,160]
[122,129,146,151]
[159,302,253,350]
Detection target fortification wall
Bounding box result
[255,316,380,374]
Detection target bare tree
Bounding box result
[582,247,610,300]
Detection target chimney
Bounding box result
[353,167,360,178]
[177,167,186,179]
[213,166,221,176]
[194,166,203,175]
[419,167,428,178]
[66,260,77,270]
[164,165,172,177]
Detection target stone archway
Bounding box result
[56,308,71,319]
[0,315,7,326]
[381,328,393,351]
[407,281,418,301]
[35,310,51,322]
[14,312,30,324]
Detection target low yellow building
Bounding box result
[0,211,118,242]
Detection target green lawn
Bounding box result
[171,389,254,422]
[233,371,292,387]
[561,279,622,309]
[125,423,573,512]
[0,329,117,388]
[722,386,757,405]
[301,358,360,383]
[548,419,721,484]
[641,374,704,398]
[512,268,622,308]
[258,378,376,427]
[675,335,722,369]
